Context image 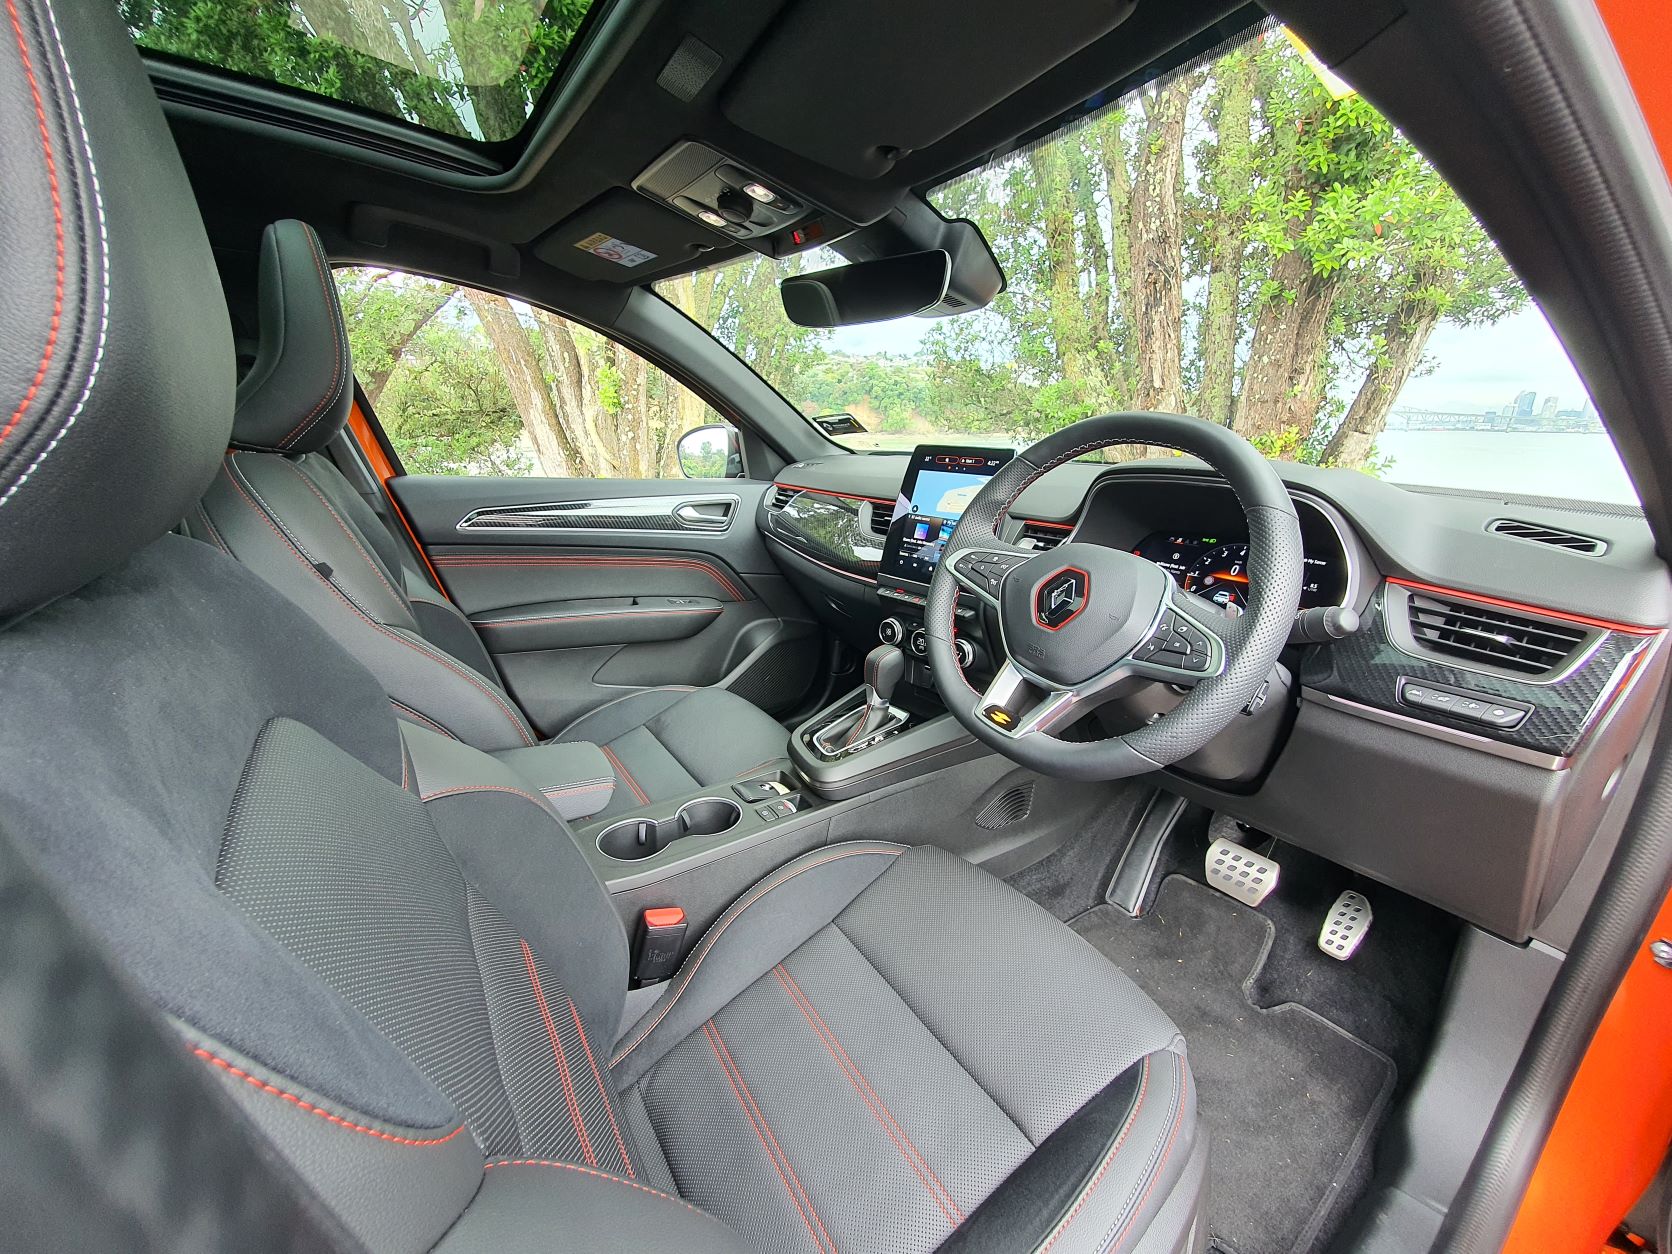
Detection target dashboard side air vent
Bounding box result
[1487,518,1607,556]
[768,485,798,510]
[1016,521,1070,551]
[1403,590,1589,677]
[864,503,891,538]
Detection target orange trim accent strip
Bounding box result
[774,481,895,506]
[345,399,450,599]
[1018,517,1075,531]
[1386,577,1662,636]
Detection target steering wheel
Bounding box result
[925,413,1303,780]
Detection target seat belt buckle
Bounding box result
[635,907,687,984]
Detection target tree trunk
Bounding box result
[1197,50,1256,426]
[1232,247,1334,442]
[464,292,580,476]
[532,312,621,477]
[1126,75,1195,416]
[1324,296,1443,467]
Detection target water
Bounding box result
[1374,430,1639,505]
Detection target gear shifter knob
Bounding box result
[863,644,905,707]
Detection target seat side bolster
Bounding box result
[202,460,537,752]
[189,1031,481,1254]
[609,842,906,1087]
[435,1159,747,1254]
[938,1045,1202,1254]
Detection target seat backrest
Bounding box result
[0,6,639,1249]
[190,221,540,752]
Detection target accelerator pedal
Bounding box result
[1319,891,1373,960]
[1204,836,1279,907]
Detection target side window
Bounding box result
[334,267,735,479]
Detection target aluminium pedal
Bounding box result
[1319,890,1373,960]
[1204,836,1279,907]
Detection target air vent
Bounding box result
[1016,521,1070,551]
[1488,518,1607,555]
[975,782,1035,830]
[1405,591,1589,676]
[864,504,891,538]
[768,485,798,510]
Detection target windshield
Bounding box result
[658,25,1638,505]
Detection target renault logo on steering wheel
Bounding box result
[1034,567,1089,630]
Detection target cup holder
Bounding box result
[597,797,742,861]
[678,797,742,837]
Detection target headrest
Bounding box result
[0,0,233,620]
[231,220,354,455]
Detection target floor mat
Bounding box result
[1072,876,1396,1254]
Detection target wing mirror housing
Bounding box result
[677,424,744,479]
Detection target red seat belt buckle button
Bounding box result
[636,908,687,984]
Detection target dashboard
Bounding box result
[757,445,1671,944]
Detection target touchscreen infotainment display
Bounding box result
[876,445,1013,586]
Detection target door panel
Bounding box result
[391,475,821,732]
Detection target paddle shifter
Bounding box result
[810,645,908,757]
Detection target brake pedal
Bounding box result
[1319,891,1372,960]
[1204,837,1279,907]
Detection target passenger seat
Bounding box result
[190,220,789,818]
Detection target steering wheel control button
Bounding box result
[1398,676,1531,731]
[1205,837,1279,907]
[1034,566,1090,630]
[1318,891,1373,961]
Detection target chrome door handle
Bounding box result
[674,500,735,531]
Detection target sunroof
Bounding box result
[122,0,597,143]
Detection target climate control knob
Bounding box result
[908,628,929,658]
[878,616,905,646]
[954,638,975,669]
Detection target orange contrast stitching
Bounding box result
[610,847,902,1067]
[705,1021,834,1253]
[773,964,962,1227]
[1,0,63,451]
[520,939,596,1167]
[190,1046,464,1147]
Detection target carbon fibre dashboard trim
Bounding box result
[1300,587,1660,756]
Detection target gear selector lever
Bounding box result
[811,645,908,757]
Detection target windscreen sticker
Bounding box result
[574,232,658,268]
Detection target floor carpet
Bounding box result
[1072,876,1397,1254]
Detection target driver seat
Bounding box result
[0,4,1205,1252]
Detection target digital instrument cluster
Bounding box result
[1133,532,1346,611]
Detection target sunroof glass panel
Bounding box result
[122,0,595,142]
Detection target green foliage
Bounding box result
[122,0,592,141]
[320,29,1531,487]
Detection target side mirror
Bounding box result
[677,424,743,479]
[780,250,951,327]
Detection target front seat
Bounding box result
[0,4,1206,1252]
[189,217,789,817]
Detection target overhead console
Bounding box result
[720,0,1138,179]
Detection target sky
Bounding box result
[1387,304,1590,414]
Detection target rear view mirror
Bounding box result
[780,250,951,327]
